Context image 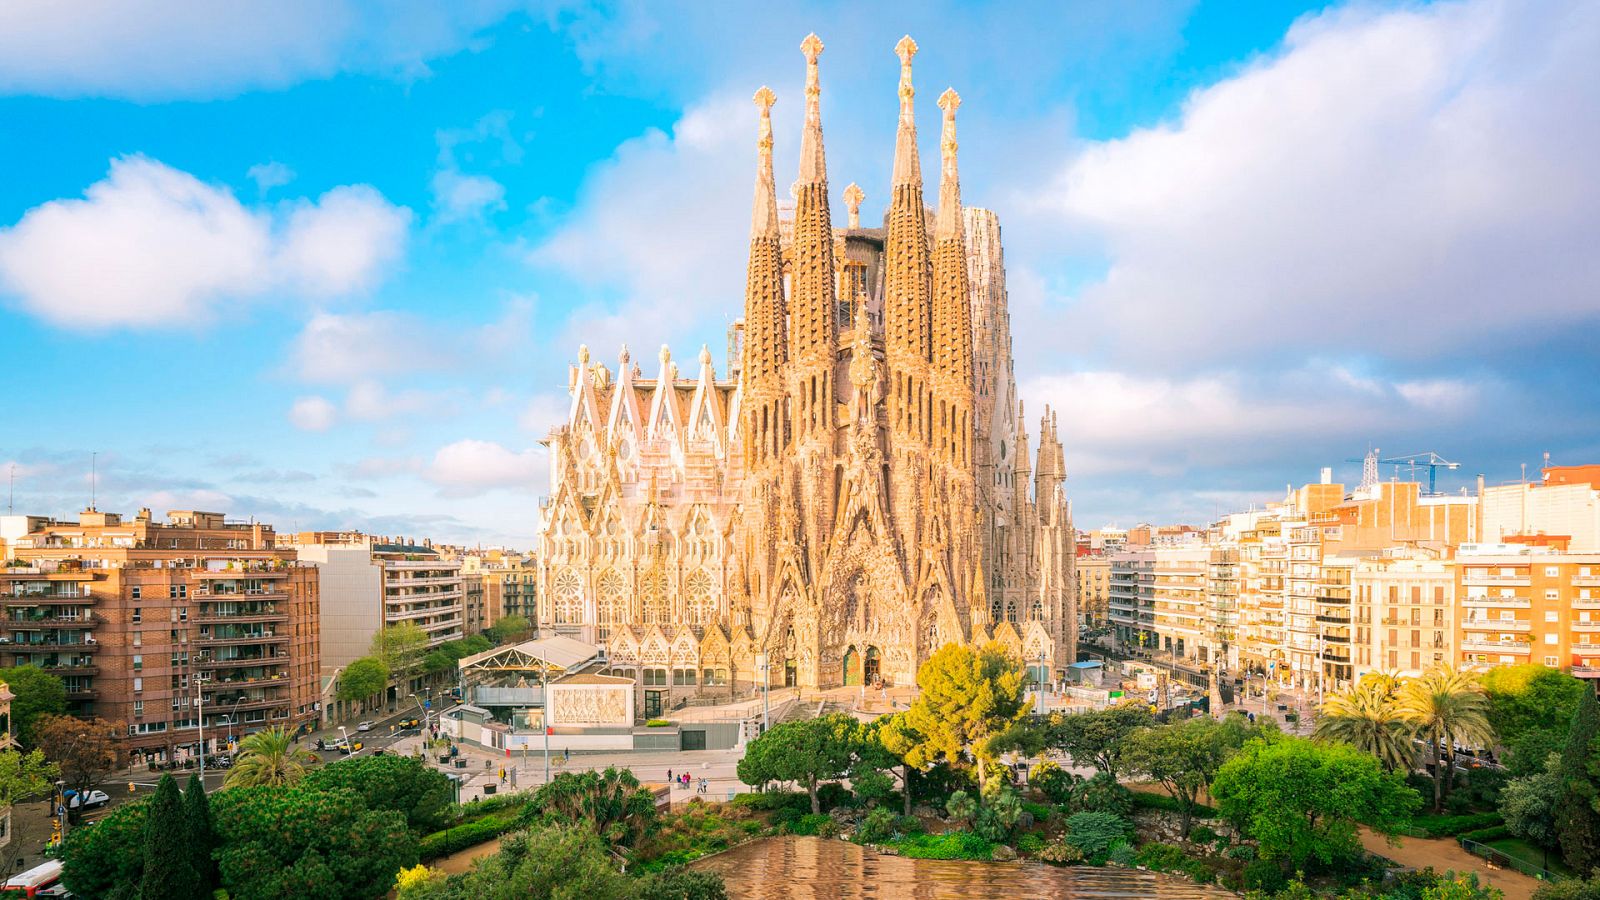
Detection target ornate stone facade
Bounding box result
[535,35,1075,694]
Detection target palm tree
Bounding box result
[1314,672,1415,771]
[223,726,318,788]
[1398,665,1494,811]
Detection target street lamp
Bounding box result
[755,654,770,733]
[227,697,246,748]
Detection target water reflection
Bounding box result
[695,836,1235,900]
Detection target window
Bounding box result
[1546,567,1561,577]
[1547,611,1560,622]
[643,668,667,686]
[133,700,143,717]
[131,586,142,600]
[1547,589,1560,600]
[1546,656,1560,666]
[1546,633,1559,645]
[132,654,142,671]
[132,607,142,624]
[672,668,696,686]
[169,585,178,599]
[702,668,729,686]
[132,631,141,648]
[179,607,187,622]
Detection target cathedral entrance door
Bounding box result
[864,647,881,685]
[783,658,797,688]
[644,690,664,720]
[842,647,861,686]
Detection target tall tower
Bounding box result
[787,33,839,450]
[882,36,934,449]
[742,86,788,472]
[932,87,975,471]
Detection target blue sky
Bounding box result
[1,0,1596,546]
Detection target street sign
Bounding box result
[1109,690,1124,699]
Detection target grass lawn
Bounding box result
[1485,837,1574,879]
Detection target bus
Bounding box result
[2,859,65,898]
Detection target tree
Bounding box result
[371,622,430,688]
[1314,673,1415,771]
[62,795,146,900]
[303,753,454,833]
[1555,689,1600,872]
[1120,715,1258,833]
[184,774,218,892]
[400,824,633,900]
[35,714,123,798]
[212,783,416,900]
[224,725,318,788]
[523,767,660,848]
[1047,701,1154,777]
[0,747,58,875]
[1482,665,1586,775]
[1398,665,1494,811]
[1212,735,1421,872]
[899,642,1030,788]
[422,635,495,677]
[632,866,729,900]
[487,615,532,645]
[856,713,921,815]
[0,665,67,745]
[140,774,202,900]
[337,656,390,706]
[1501,754,1561,870]
[736,713,856,814]
[1534,874,1600,900]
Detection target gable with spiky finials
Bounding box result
[788,33,839,448]
[742,85,788,470]
[883,35,934,446]
[932,87,975,470]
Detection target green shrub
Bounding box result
[1106,841,1136,866]
[1031,761,1076,805]
[1412,812,1503,837]
[892,815,922,836]
[1130,791,1216,818]
[730,791,808,814]
[1188,824,1218,845]
[1037,839,1085,865]
[1070,772,1134,817]
[1458,824,1512,843]
[1016,833,1046,855]
[1020,800,1053,824]
[816,782,853,811]
[891,832,996,861]
[1243,858,1287,893]
[855,807,896,844]
[454,792,530,822]
[1134,842,1190,872]
[945,790,977,825]
[417,813,520,860]
[1063,811,1133,856]
[787,813,833,836]
[645,719,671,727]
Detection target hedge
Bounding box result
[418,812,521,860]
[1130,791,1217,819]
[1458,825,1513,844]
[1412,812,1503,838]
[890,832,996,861]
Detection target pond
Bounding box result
[694,836,1236,899]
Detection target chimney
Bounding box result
[1319,467,1332,485]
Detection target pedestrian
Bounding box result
[667,769,673,783]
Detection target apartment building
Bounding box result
[0,509,320,761]
[1149,545,1211,662]
[1107,549,1154,650]
[1454,543,1600,678]
[1481,465,1600,552]
[1345,550,1453,678]
[1075,556,1110,628]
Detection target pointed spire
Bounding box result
[843,182,864,229]
[798,33,826,185]
[751,86,779,239]
[891,35,921,186]
[936,88,962,240]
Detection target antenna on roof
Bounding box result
[7,463,14,514]
[90,451,98,511]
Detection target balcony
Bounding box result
[1573,577,1600,587]
[1316,613,1352,624]
[1574,599,1600,609]
[197,653,288,670]
[193,568,289,579]
[1462,596,1530,608]
[1462,620,1530,632]
[198,631,287,647]
[1461,639,1530,654]
[3,590,99,605]
[1574,623,1600,633]
[65,687,97,701]
[5,612,101,628]
[42,664,99,676]
[201,672,288,690]
[1,636,101,650]
[1463,574,1530,586]
[193,609,286,625]
[1573,666,1600,678]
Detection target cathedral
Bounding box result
[535,35,1075,701]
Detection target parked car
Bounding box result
[67,789,110,810]
[356,721,373,732]
[340,741,363,756]
[325,738,349,752]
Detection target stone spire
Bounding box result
[788,32,839,446]
[932,87,975,467]
[843,182,864,230]
[883,35,934,445]
[742,85,789,468]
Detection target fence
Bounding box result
[1459,838,1565,883]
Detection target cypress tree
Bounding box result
[1556,690,1600,871]
[139,774,202,900]
[183,774,217,891]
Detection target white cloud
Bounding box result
[0,1,523,100]
[425,440,546,498]
[344,380,457,422]
[431,169,507,224]
[1034,0,1600,370]
[288,311,444,384]
[288,396,338,432]
[0,156,409,330]
[246,161,295,195]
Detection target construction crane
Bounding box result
[1344,449,1460,495]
